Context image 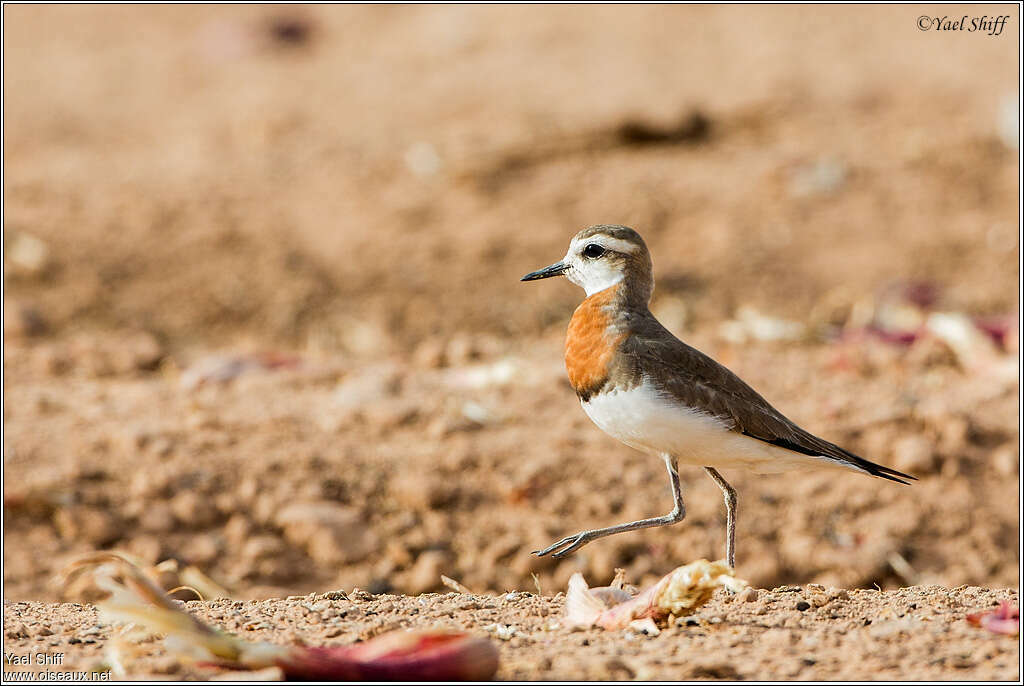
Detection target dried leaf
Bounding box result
[564,559,746,631]
[64,553,499,681]
[440,575,473,594]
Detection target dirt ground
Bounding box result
[3,584,1019,680]
[3,4,1020,681]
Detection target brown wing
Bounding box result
[619,315,914,484]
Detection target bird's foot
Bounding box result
[532,531,594,558]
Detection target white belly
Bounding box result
[581,380,835,474]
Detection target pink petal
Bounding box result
[967,602,1019,636]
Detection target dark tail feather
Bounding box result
[752,433,917,485]
[828,439,917,484]
[848,456,916,485]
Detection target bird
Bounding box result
[520,225,914,567]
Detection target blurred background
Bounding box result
[3,5,1019,601]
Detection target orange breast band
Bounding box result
[564,285,624,399]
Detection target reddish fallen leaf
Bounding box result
[865,324,920,346]
[973,315,1017,350]
[180,352,302,390]
[899,280,941,309]
[261,632,498,681]
[64,554,498,681]
[967,601,1019,636]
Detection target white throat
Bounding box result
[563,247,626,296]
[579,272,624,296]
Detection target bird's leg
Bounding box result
[533,456,685,559]
[703,466,738,569]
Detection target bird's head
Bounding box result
[521,225,654,302]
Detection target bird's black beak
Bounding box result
[521,261,569,282]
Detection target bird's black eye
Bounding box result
[582,243,606,259]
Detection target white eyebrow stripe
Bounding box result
[594,236,639,254]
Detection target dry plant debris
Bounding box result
[564,559,746,632]
[64,554,498,681]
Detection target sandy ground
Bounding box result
[3,4,1020,680]
[2,585,1019,680]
